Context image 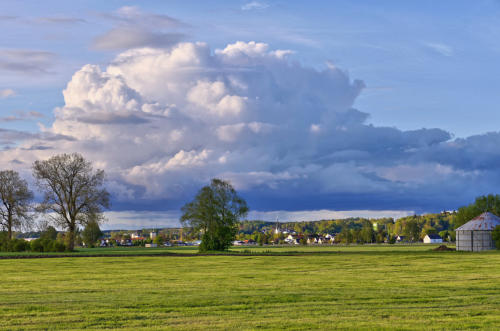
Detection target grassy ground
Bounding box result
[0,243,454,257]
[0,245,499,330]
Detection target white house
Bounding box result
[284,234,300,245]
[307,236,319,244]
[317,237,332,245]
[423,234,443,244]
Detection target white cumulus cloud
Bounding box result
[3,40,500,220]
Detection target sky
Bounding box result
[1,0,500,229]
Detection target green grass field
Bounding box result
[1,245,499,330]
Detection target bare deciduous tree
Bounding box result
[0,170,33,239]
[32,153,110,250]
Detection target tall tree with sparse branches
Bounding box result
[0,170,33,239]
[181,178,248,252]
[32,153,110,250]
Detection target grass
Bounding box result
[0,243,454,257]
[0,245,499,330]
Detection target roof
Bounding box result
[426,234,442,239]
[455,212,500,231]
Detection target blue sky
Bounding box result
[1,1,500,228]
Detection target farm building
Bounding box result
[455,212,500,251]
[423,234,443,244]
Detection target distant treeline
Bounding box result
[239,212,456,241]
[11,212,456,244]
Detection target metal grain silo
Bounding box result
[455,212,500,251]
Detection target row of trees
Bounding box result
[0,153,109,251]
[180,191,500,251]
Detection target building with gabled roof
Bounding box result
[455,212,500,251]
[423,234,442,244]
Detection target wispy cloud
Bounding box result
[242,1,270,11]
[36,17,86,24]
[0,49,56,74]
[0,110,44,122]
[0,15,17,21]
[93,28,185,50]
[93,6,188,50]
[424,42,454,57]
[0,88,15,99]
[101,6,186,28]
[103,210,182,230]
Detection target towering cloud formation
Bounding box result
[2,41,499,213]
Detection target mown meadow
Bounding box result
[0,245,499,330]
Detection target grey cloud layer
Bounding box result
[0,41,498,212]
[0,49,56,74]
[93,6,187,50]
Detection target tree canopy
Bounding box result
[82,219,103,247]
[454,194,500,229]
[0,170,33,239]
[32,153,110,250]
[181,178,248,251]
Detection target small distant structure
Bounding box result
[456,212,500,252]
[274,217,281,234]
[150,230,158,240]
[131,230,143,239]
[307,235,319,245]
[396,235,406,242]
[423,234,443,244]
[284,234,300,245]
[145,243,158,248]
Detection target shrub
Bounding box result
[52,241,66,252]
[29,239,67,252]
[12,239,29,252]
[41,239,53,252]
[0,238,30,252]
[31,239,44,252]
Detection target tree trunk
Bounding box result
[7,213,12,240]
[67,223,75,251]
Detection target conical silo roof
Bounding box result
[455,212,500,231]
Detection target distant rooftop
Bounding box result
[455,212,500,231]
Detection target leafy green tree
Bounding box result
[360,223,374,243]
[257,233,266,246]
[40,226,58,241]
[82,219,103,247]
[153,234,165,245]
[455,195,500,229]
[32,153,110,250]
[403,219,421,242]
[0,170,34,239]
[492,225,500,250]
[339,226,353,244]
[181,178,248,252]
